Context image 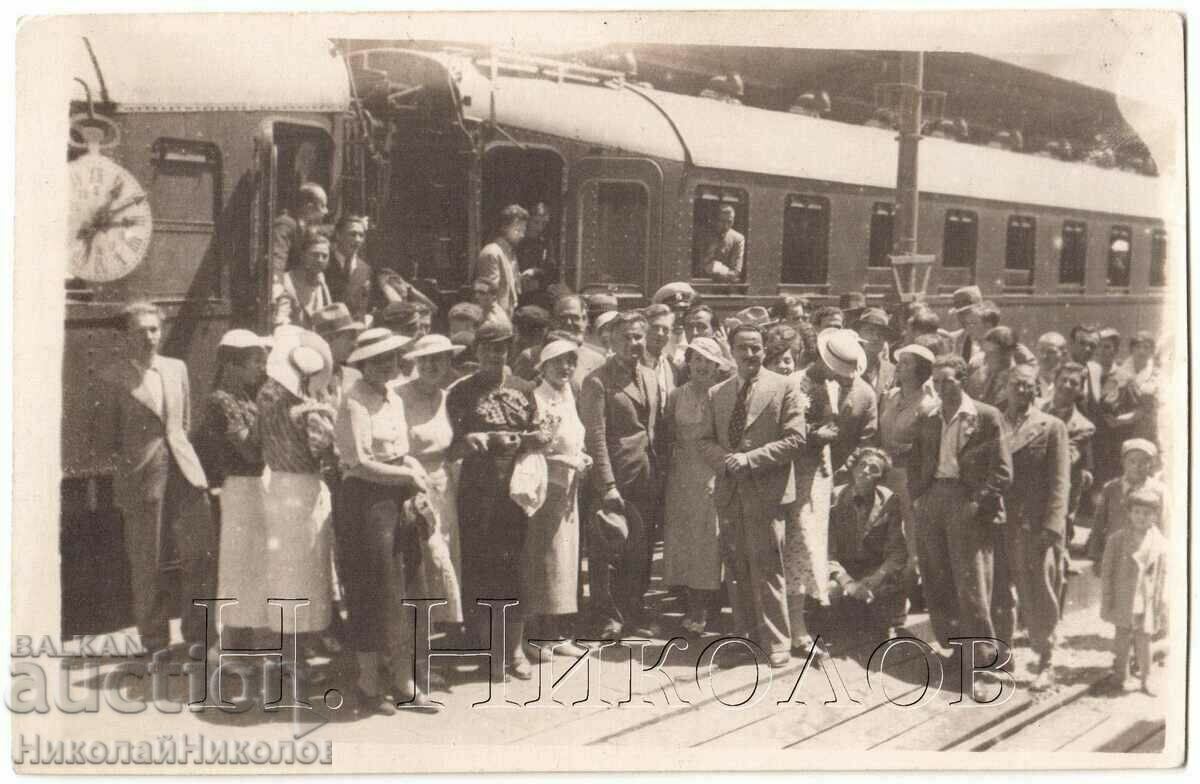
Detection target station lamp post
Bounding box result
[879,51,941,303]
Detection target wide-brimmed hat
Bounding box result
[817,328,868,378]
[895,343,936,366]
[266,329,333,398]
[346,327,412,365]
[951,285,983,314]
[684,336,729,368]
[853,308,899,341]
[405,333,466,360]
[376,302,424,331]
[476,320,515,344]
[219,329,271,350]
[536,339,580,370]
[311,303,364,338]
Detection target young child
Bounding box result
[1087,438,1165,564]
[1099,487,1168,694]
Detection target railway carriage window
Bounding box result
[942,209,978,269]
[867,203,895,268]
[781,194,830,284]
[691,186,748,282]
[1058,221,1087,286]
[1004,215,1036,290]
[578,181,648,287]
[1150,229,1167,287]
[1107,225,1133,289]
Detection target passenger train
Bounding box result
[59,37,1170,634]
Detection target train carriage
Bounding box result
[347,46,1168,343]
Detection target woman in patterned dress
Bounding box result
[257,328,337,676]
[196,330,270,653]
[446,320,539,681]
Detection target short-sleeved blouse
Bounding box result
[196,387,263,483]
[336,377,409,479]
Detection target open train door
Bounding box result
[568,157,664,301]
[344,47,478,299]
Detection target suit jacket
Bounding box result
[864,356,896,399]
[699,370,805,516]
[830,376,879,472]
[327,249,373,319]
[907,396,1012,524]
[1086,476,1167,561]
[100,355,208,506]
[472,240,520,317]
[1043,400,1095,487]
[270,213,303,273]
[1004,407,1070,536]
[580,356,659,495]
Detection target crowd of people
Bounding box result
[98,195,1171,717]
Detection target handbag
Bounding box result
[509,451,548,516]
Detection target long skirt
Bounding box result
[263,470,333,634]
[217,474,269,632]
[337,476,421,661]
[663,443,723,591]
[783,459,831,603]
[413,459,464,623]
[520,471,580,616]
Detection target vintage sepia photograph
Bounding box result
[9,8,1189,773]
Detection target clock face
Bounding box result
[68,152,153,282]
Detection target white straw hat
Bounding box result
[405,333,466,360]
[817,328,867,378]
[219,328,271,349]
[536,339,580,369]
[894,343,936,366]
[346,328,412,366]
[265,329,333,398]
[685,336,729,368]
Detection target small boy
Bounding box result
[1087,438,1165,564]
[1099,487,1168,694]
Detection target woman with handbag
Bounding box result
[446,320,540,680]
[335,327,435,713]
[521,339,592,661]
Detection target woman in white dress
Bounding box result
[395,334,467,629]
[521,339,592,660]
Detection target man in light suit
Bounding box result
[327,215,374,320]
[700,324,806,667]
[580,311,661,638]
[99,302,213,654]
[991,363,1070,691]
[471,204,529,319]
[908,354,1012,688]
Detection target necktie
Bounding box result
[728,376,753,447]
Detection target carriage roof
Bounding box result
[454,57,1161,220]
[70,33,352,113]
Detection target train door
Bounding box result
[248,120,335,329]
[568,157,663,298]
[481,144,565,278]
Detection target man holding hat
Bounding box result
[580,311,662,638]
[854,307,898,397]
[991,363,1070,690]
[908,355,1012,691]
[699,323,807,667]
